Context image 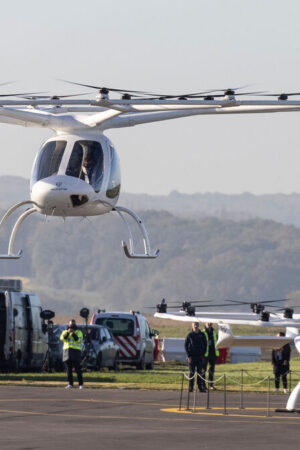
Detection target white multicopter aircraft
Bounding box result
[1,84,300,259]
[154,300,300,411]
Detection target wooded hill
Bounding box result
[1,205,300,315]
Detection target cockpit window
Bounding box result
[31,140,67,184]
[66,140,104,193]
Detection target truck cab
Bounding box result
[0,279,47,371]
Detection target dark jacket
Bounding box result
[272,343,291,369]
[185,331,207,359]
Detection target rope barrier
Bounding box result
[225,374,270,387]
[181,369,299,387]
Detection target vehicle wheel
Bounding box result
[145,359,154,370]
[96,353,102,371]
[136,353,145,370]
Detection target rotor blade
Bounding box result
[58,79,158,96]
[167,300,213,304]
[226,298,288,305]
[224,299,250,305]
[0,91,45,98]
[260,92,300,97]
[254,298,288,304]
[202,85,253,94]
[189,91,267,98]
[21,92,90,100]
[58,79,221,99]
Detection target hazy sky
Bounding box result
[1,0,300,195]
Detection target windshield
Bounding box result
[95,318,134,336]
[31,140,67,185]
[85,327,99,341]
[66,140,104,192]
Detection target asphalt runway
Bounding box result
[0,386,300,450]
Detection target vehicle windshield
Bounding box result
[95,318,134,336]
[84,327,99,341]
[66,140,104,192]
[31,140,67,185]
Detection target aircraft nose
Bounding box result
[30,175,94,215]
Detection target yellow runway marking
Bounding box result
[162,407,300,421]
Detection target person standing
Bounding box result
[184,322,207,392]
[272,332,291,394]
[203,323,219,390]
[60,319,84,389]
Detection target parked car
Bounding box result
[90,311,158,370]
[49,324,119,371]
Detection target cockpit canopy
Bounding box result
[31,139,104,193]
[66,140,104,192]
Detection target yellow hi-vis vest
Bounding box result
[60,329,83,351]
[204,329,219,357]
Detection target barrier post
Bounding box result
[223,374,227,415]
[267,376,270,417]
[192,371,197,413]
[206,380,211,409]
[178,372,184,411]
[186,387,190,411]
[240,369,244,409]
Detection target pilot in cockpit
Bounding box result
[81,152,95,185]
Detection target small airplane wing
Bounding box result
[154,311,300,328]
[217,324,296,348]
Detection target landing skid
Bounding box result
[0,201,38,259]
[0,201,159,260]
[114,206,159,259]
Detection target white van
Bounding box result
[90,310,156,370]
[0,279,48,371]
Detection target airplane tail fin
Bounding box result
[216,323,234,348]
[286,327,299,338]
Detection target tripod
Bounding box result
[79,310,98,370]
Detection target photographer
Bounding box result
[60,319,84,389]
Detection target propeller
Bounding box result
[258,92,300,100]
[225,298,289,314]
[226,298,288,305]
